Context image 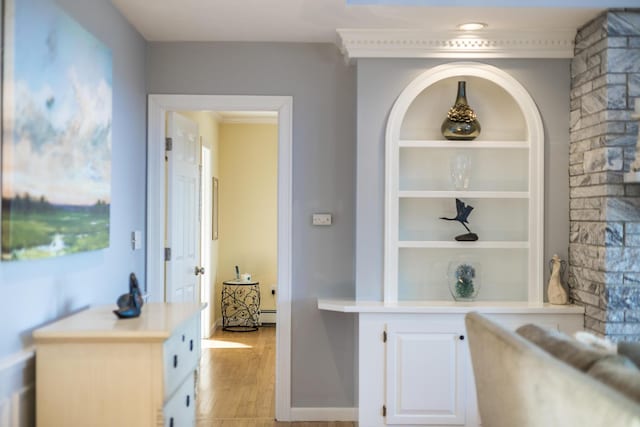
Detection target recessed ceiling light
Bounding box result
[457,22,488,31]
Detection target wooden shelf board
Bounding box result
[399,190,529,199]
[318,298,585,314]
[398,241,529,249]
[399,140,529,149]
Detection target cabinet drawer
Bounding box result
[164,374,195,427]
[164,315,201,399]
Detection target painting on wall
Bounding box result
[1,0,113,260]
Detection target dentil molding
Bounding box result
[337,29,576,60]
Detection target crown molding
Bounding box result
[337,29,576,61]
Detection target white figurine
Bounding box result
[547,254,568,305]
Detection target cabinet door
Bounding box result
[386,320,467,425]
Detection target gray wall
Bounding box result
[147,42,357,407]
[356,58,571,300]
[0,0,147,358]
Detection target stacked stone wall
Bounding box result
[569,10,640,341]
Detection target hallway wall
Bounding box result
[147,42,357,408]
[218,123,279,315]
[0,0,147,423]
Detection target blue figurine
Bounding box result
[440,198,479,241]
[113,273,143,319]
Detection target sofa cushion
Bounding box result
[619,342,640,369]
[516,323,609,371]
[587,355,640,404]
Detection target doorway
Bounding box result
[146,95,293,421]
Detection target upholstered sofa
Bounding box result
[465,312,640,427]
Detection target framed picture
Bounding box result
[1,0,113,260]
[212,177,219,240]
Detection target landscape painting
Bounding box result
[1,0,112,260]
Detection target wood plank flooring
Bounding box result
[196,326,355,427]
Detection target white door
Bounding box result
[166,112,202,303]
[386,320,467,425]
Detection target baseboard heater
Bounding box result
[260,309,277,325]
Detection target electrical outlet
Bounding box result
[312,213,332,226]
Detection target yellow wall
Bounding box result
[178,111,220,334]
[218,123,278,313]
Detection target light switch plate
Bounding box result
[312,213,332,226]
[131,230,142,250]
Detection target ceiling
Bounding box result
[110,0,637,44]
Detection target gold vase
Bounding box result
[441,81,481,141]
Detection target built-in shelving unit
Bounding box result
[385,62,544,304]
[317,62,583,427]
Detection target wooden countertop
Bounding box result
[33,302,205,343]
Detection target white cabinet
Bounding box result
[386,320,467,425]
[348,306,585,427]
[33,303,203,427]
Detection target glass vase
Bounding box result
[441,81,481,141]
[447,259,481,301]
[450,152,472,190]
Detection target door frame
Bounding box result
[200,144,213,338]
[146,94,293,421]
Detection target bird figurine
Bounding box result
[439,198,479,241]
[113,273,143,319]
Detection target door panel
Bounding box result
[386,320,467,425]
[166,112,201,303]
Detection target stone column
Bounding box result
[569,10,640,341]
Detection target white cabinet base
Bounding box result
[320,300,584,427]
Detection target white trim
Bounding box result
[384,62,544,304]
[337,29,576,61]
[220,116,278,125]
[146,94,293,421]
[289,407,358,422]
[0,347,35,427]
[0,347,34,374]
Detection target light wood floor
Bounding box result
[196,326,355,427]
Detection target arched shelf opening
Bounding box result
[384,62,544,304]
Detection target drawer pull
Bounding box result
[173,354,178,368]
[186,394,191,407]
[190,339,194,351]
[169,417,174,427]
[459,335,465,341]
[182,334,186,342]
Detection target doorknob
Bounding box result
[195,266,205,276]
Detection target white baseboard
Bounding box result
[289,407,357,422]
[0,347,35,427]
[260,309,277,324]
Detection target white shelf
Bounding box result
[398,241,529,249]
[399,191,529,199]
[385,63,544,304]
[399,140,529,149]
[318,298,586,314]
